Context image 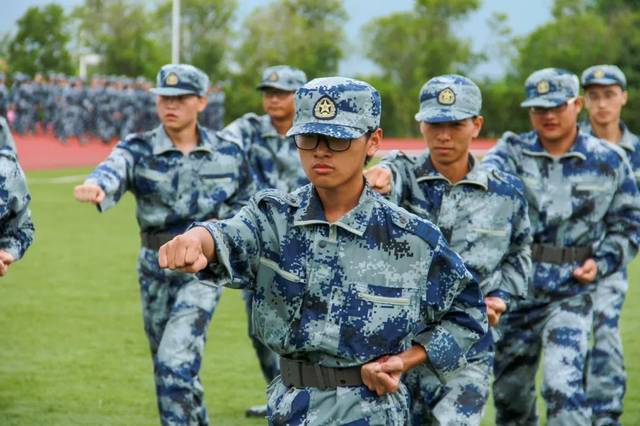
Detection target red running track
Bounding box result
[12,132,496,172]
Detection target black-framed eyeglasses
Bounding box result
[294,134,357,152]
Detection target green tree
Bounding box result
[592,0,640,15]
[363,0,481,136]
[512,13,616,80]
[154,0,237,79]
[72,0,163,77]
[7,4,74,76]
[226,0,347,123]
[479,0,623,136]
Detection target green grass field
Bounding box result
[1,166,639,425]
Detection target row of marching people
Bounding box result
[2,60,636,425]
[0,71,224,144]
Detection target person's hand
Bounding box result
[484,296,507,326]
[0,250,15,277]
[573,258,597,284]
[74,183,105,204]
[364,166,392,194]
[158,227,214,273]
[361,355,404,396]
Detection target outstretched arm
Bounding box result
[158,226,217,273]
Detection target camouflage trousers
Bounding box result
[587,271,627,426]
[242,289,280,385]
[137,248,222,426]
[404,349,493,425]
[493,292,593,426]
[267,376,410,425]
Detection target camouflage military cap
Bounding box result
[150,64,209,97]
[415,74,482,123]
[521,68,579,108]
[581,65,626,89]
[256,65,307,92]
[286,77,381,139]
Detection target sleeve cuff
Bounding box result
[412,327,467,381]
[190,222,234,287]
[486,290,512,307]
[85,178,117,213]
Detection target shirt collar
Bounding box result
[259,115,282,138]
[152,124,214,155]
[414,152,488,190]
[581,119,637,153]
[619,122,637,152]
[522,128,587,161]
[292,181,376,236]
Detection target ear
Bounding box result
[622,90,628,107]
[197,96,208,113]
[366,128,383,157]
[574,96,584,114]
[419,122,428,138]
[472,116,484,138]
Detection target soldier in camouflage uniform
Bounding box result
[10,73,36,135]
[0,116,34,277]
[579,65,639,426]
[159,76,488,425]
[60,77,90,144]
[218,65,309,417]
[219,65,309,192]
[365,74,532,425]
[200,81,225,131]
[482,68,640,426]
[74,64,255,426]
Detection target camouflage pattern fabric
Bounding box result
[218,113,309,193]
[194,183,488,425]
[380,151,531,425]
[483,128,640,425]
[0,117,34,260]
[580,120,640,426]
[85,123,254,425]
[493,292,593,426]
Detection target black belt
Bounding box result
[140,232,176,250]
[531,243,592,264]
[280,358,363,389]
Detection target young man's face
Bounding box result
[156,94,207,132]
[529,97,583,144]
[420,117,483,166]
[297,129,381,191]
[584,84,627,127]
[262,88,295,121]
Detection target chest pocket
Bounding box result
[134,167,176,205]
[341,282,421,357]
[251,257,306,350]
[572,181,613,221]
[197,161,240,210]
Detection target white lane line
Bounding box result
[28,174,87,184]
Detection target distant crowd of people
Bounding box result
[0,71,225,144]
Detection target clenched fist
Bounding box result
[364,166,392,194]
[484,296,507,326]
[158,227,216,273]
[0,250,15,277]
[74,182,105,204]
